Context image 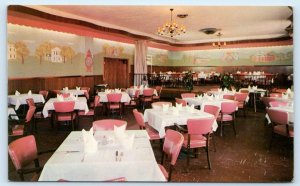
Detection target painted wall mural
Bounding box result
[102,44,124,57]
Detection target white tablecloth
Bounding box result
[8,108,19,120]
[8,94,45,110]
[144,108,218,138]
[60,89,87,96]
[98,92,131,103]
[208,91,249,103]
[126,88,158,97]
[42,97,89,118]
[183,97,238,110]
[266,106,294,124]
[38,130,166,182]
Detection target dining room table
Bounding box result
[60,89,87,96]
[144,106,218,138]
[8,107,19,120]
[42,97,89,118]
[183,96,238,111]
[126,87,158,97]
[97,92,131,103]
[8,93,45,110]
[38,130,166,181]
[239,87,267,112]
[266,105,294,124]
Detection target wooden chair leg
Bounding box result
[186,146,190,172]
[211,133,217,152]
[206,140,211,169]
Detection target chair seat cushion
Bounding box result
[12,125,24,136]
[217,114,233,121]
[109,104,120,109]
[56,113,76,121]
[145,126,161,140]
[274,125,294,137]
[142,98,152,102]
[78,110,94,116]
[238,102,244,108]
[157,164,168,181]
[153,96,160,100]
[183,134,207,148]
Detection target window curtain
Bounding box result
[134,40,147,86]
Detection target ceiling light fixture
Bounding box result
[212,32,226,49]
[157,8,186,38]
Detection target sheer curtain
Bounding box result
[134,40,147,86]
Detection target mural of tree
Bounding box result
[15,41,29,64]
[61,46,75,63]
[35,47,44,64]
[35,42,53,63]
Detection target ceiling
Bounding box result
[26,5,292,44]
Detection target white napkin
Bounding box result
[82,128,98,153]
[57,94,64,102]
[187,104,195,113]
[252,86,257,90]
[172,106,179,115]
[114,124,126,140]
[232,89,236,94]
[69,93,76,100]
[65,87,69,91]
[197,95,203,100]
[105,89,111,94]
[286,88,291,94]
[282,93,288,100]
[218,88,222,93]
[271,78,274,83]
[175,103,183,111]
[28,90,32,95]
[248,85,251,90]
[15,90,21,96]
[224,88,228,93]
[145,85,148,88]
[162,104,169,113]
[76,86,80,90]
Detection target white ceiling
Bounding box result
[26,5,292,44]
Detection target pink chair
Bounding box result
[78,95,101,121]
[217,101,238,136]
[151,102,172,110]
[182,118,215,171]
[269,93,282,98]
[105,177,127,182]
[181,93,196,99]
[266,108,293,149]
[175,98,187,106]
[158,129,184,182]
[223,95,235,100]
[261,97,276,108]
[8,135,54,181]
[132,109,162,140]
[61,93,70,98]
[125,89,140,108]
[234,93,249,117]
[269,101,289,107]
[107,93,122,118]
[153,86,162,101]
[240,89,249,93]
[39,90,49,101]
[141,88,154,110]
[203,105,220,151]
[8,106,36,141]
[81,87,91,100]
[53,101,76,130]
[92,119,127,131]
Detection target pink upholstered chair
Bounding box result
[8,106,36,141]
[107,93,123,118]
[125,89,140,108]
[203,105,220,151]
[175,98,187,106]
[53,101,76,130]
[240,89,249,93]
[217,101,238,136]
[223,95,235,100]
[153,86,162,101]
[8,135,54,181]
[141,88,154,110]
[181,93,196,98]
[261,97,276,108]
[81,87,91,100]
[61,93,70,98]
[266,108,293,149]
[92,119,127,131]
[269,101,289,107]
[234,93,249,117]
[182,118,215,171]
[158,129,184,182]
[151,102,172,110]
[39,90,49,101]
[105,177,127,182]
[269,93,282,98]
[132,109,162,140]
[78,95,101,121]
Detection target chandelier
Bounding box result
[157,8,186,38]
[212,32,226,49]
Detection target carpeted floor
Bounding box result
[7,86,293,182]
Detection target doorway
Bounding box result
[103,58,128,89]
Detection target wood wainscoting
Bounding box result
[8,75,104,95]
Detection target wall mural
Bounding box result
[102,43,124,57]
[85,49,94,72]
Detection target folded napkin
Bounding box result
[76,86,80,90]
[145,85,148,88]
[282,93,288,100]
[172,106,179,115]
[286,88,291,94]
[105,89,111,94]
[187,104,195,113]
[64,87,69,91]
[115,88,121,93]
[162,104,169,113]
[28,90,32,95]
[248,85,251,90]
[69,93,77,101]
[15,90,21,96]
[224,88,228,93]
[252,86,257,90]
[218,88,222,93]
[232,89,236,94]
[114,124,126,140]
[197,95,203,100]
[57,94,64,102]
[175,103,183,111]
[271,78,274,83]
[82,128,98,153]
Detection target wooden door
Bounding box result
[104,58,128,89]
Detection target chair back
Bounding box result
[92,119,127,131]
[240,89,249,93]
[221,101,238,114]
[8,135,38,170]
[81,87,90,92]
[234,93,248,102]
[26,106,36,123]
[134,90,140,98]
[26,98,35,107]
[163,129,184,165]
[266,108,288,125]
[203,105,220,119]
[61,93,70,98]
[181,93,195,98]
[187,118,215,135]
[261,97,276,108]
[94,95,101,107]
[223,95,235,100]
[132,109,146,128]
[143,88,154,97]
[269,101,289,107]
[269,93,282,98]
[53,101,75,113]
[155,86,162,95]
[175,98,187,106]
[39,90,48,100]
[151,102,172,109]
[107,93,122,102]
